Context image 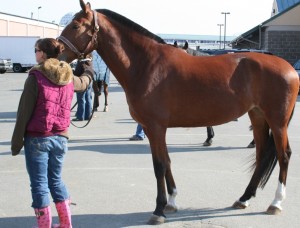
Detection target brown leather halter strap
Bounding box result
[57,10,99,59]
[57,10,99,128]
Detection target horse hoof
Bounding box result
[147,214,165,225]
[103,106,108,112]
[203,139,212,146]
[164,204,178,213]
[232,200,249,209]
[266,205,282,215]
[247,143,255,148]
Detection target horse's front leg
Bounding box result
[164,167,178,213]
[203,126,214,146]
[146,125,175,225]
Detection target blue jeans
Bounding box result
[136,124,145,138]
[76,83,92,120]
[24,136,70,209]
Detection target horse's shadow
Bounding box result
[0,207,266,228]
[164,207,266,224]
[106,85,124,93]
[0,111,16,123]
[0,138,248,156]
[67,138,247,154]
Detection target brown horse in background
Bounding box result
[58,0,299,225]
[174,41,215,146]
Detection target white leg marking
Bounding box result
[271,181,286,210]
[238,200,250,207]
[167,188,178,208]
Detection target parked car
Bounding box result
[293,59,300,76]
[0,58,12,74]
[201,49,273,56]
[293,59,300,93]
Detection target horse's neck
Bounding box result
[96,15,155,88]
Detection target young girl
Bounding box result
[11,38,93,228]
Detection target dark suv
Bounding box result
[293,59,300,93]
[293,59,300,76]
[201,49,272,56]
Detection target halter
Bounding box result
[57,10,99,59]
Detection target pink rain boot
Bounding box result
[33,206,52,228]
[53,199,72,228]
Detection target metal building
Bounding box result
[0,11,63,38]
[231,0,300,64]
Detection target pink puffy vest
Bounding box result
[26,70,74,136]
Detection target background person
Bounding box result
[130,123,145,141]
[73,54,93,121]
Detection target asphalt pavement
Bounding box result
[1,72,300,228]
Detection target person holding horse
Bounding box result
[11,38,94,228]
[92,50,110,112]
[73,54,93,121]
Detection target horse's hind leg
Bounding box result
[233,109,270,209]
[265,87,296,215]
[266,127,291,215]
[103,83,108,112]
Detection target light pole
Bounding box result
[217,24,224,49]
[38,6,42,22]
[221,12,230,49]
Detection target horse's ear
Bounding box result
[183,41,188,50]
[173,41,178,47]
[80,0,86,11]
[86,2,92,10]
[79,0,91,13]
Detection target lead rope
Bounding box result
[70,102,95,129]
[71,58,98,129]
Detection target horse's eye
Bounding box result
[72,24,80,29]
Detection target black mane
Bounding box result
[97,9,166,44]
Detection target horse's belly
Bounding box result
[168,99,251,127]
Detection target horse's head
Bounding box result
[173,41,188,53]
[58,0,98,63]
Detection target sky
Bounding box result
[1,0,275,36]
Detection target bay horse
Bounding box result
[58,0,299,225]
[93,75,109,112]
[92,51,110,112]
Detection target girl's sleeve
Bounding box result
[11,76,38,156]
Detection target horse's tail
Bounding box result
[256,132,277,189]
[256,105,295,189]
